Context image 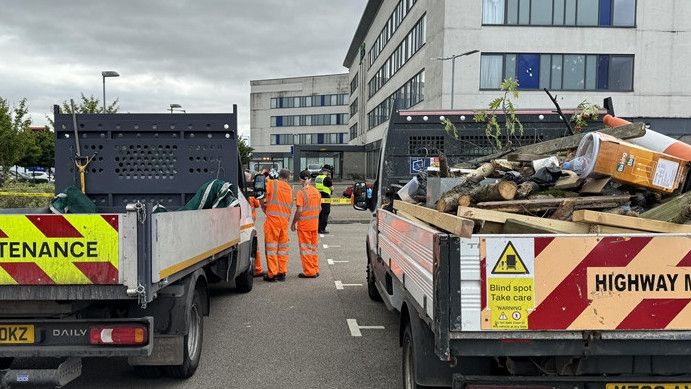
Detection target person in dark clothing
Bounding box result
[315,165,334,234]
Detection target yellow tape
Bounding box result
[0,192,53,198]
[321,197,351,205]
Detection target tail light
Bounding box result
[89,325,148,346]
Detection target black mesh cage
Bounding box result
[53,105,240,209]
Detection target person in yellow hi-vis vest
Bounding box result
[314,165,333,234]
[291,170,322,278]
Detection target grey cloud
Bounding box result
[0,0,366,135]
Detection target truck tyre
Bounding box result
[367,248,382,302]
[0,357,13,369]
[402,324,423,389]
[165,290,204,378]
[234,250,254,293]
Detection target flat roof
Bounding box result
[343,0,383,68]
[250,73,349,85]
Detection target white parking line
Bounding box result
[320,234,324,238]
[327,259,349,265]
[347,319,385,337]
[335,281,362,290]
[323,244,341,249]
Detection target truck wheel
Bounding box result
[402,324,422,389]
[0,357,13,369]
[367,257,382,302]
[165,290,204,378]
[234,250,254,293]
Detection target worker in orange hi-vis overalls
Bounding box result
[260,169,293,282]
[248,194,264,277]
[291,170,322,278]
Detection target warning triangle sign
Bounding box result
[491,241,529,274]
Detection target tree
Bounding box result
[0,97,33,174]
[238,136,253,167]
[61,93,119,114]
[17,127,54,170]
[47,93,120,128]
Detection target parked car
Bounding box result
[306,164,322,178]
[9,167,50,183]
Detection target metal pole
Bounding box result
[102,76,106,112]
[450,56,456,110]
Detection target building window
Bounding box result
[349,123,358,140]
[368,0,418,69]
[483,0,635,26]
[270,94,349,109]
[270,114,350,127]
[368,70,425,130]
[368,15,426,99]
[271,134,294,145]
[290,133,347,145]
[480,53,633,91]
[350,98,358,117]
[350,73,358,95]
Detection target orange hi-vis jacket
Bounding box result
[296,185,321,231]
[264,179,293,226]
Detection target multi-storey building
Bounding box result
[249,74,352,177]
[345,0,691,177]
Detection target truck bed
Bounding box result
[0,207,241,302]
[378,209,691,357]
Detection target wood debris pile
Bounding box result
[394,122,691,237]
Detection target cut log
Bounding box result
[520,166,536,177]
[395,200,474,238]
[572,210,691,233]
[457,195,472,208]
[468,180,517,203]
[492,159,523,171]
[503,219,561,234]
[475,195,631,213]
[516,181,540,199]
[466,123,646,164]
[550,198,577,220]
[436,163,496,213]
[640,191,691,224]
[457,206,639,234]
[466,163,496,183]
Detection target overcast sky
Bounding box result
[0,0,366,138]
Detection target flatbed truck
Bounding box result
[0,106,257,387]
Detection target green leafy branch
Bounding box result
[571,100,601,131]
[473,78,524,150]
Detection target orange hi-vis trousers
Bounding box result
[298,229,319,276]
[254,246,263,275]
[264,221,290,278]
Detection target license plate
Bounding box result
[607,384,691,389]
[0,325,35,344]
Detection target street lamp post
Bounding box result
[101,71,120,112]
[433,50,479,109]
